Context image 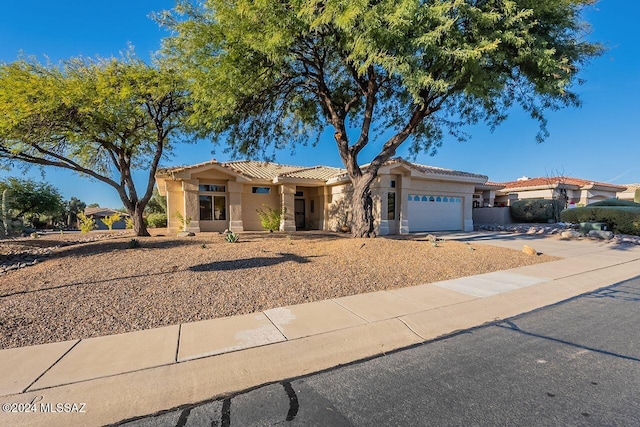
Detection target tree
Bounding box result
[64,197,86,228]
[0,54,190,236]
[160,0,602,237]
[0,177,64,227]
[100,212,123,232]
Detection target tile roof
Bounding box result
[278,165,346,180]
[221,161,340,180]
[497,176,626,191]
[157,157,485,183]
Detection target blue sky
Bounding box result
[1,1,638,208]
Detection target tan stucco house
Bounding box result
[155,158,490,235]
[492,176,627,207]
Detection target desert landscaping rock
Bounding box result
[0,231,558,349]
[522,245,537,256]
[476,223,640,245]
[588,230,614,240]
[560,230,581,239]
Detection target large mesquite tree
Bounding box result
[0,55,190,236]
[161,0,602,237]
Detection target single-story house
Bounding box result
[619,184,640,202]
[84,207,129,230]
[154,157,490,235]
[491,176,627,207]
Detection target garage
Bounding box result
[407,194,463,232]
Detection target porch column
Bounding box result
[182,179,200,232]
[227,181,244,232]
[279,184,296,232]
[463,195,473,232]
[398,176,411,234]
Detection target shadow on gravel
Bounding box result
[190,253,321,272]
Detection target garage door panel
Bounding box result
[407,195,462,232]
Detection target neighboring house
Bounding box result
[84,207,129,230]
[492,176,627,207]
[619,184,640,202]
[154,158,490,235]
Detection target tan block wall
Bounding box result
[242,185,280,231]
[327,184,353,232]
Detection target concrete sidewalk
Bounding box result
[1,233,639,426]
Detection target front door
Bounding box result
[295,199,305,230]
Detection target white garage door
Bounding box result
[407,194,463,232]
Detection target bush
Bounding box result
[510,199,564,223]
[256,204,285,232]
[100,212,122,232]
[588,198,640,208]
[225,231,239,243]
[146,212,167,228]
[77,212,96,233]
[560,206,640,236]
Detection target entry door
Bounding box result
[295,199,305,230]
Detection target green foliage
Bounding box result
[256,205,285,232]
[146,212,168,228]
[510,199,564,223]
[560,206,640,236]
[225,231,239,243]
[126,238,141,249]
[160,0,601,237]
[100,212,123,232]
[0,177,64,228]
[588,198,640,207]
[64,197,86,228]
[125,216,135,229]
[77,212,97,233]
[145,187,167,215]
[0,53,191,236]
[174,211,191,231]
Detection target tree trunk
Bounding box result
[132,204,150,237]
[350,176,376,238]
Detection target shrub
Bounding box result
[77,212,96,233]
[125,216,134,229]
[588,198,640,208]
[256,204,285,232]
[126,238,141,249]
[173,211,191,231]
[146,212,167,228]
[225,231,239,243]
[100,212,122,232]
[560,206,640,236]
[510,199,564,223]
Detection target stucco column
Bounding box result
[227,181,244,232]
[182,180,200,232]
[463,195,474,232]
[399,176,411,234]
[279,184,296,232]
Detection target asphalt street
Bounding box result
[117,277,640,426]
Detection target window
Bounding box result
[295,191,304,197]
[199,195,213,221]
[388,192,396,220]
[310,200,315,213]
[252,187,271,194]
[199,195,226,220]
[390,180,396,188]
[199,184,226,192]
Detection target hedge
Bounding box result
[588,198,640,208]
[510,199,564,223]
[560,206,640,236]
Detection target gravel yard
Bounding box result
[0,231,557,349]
